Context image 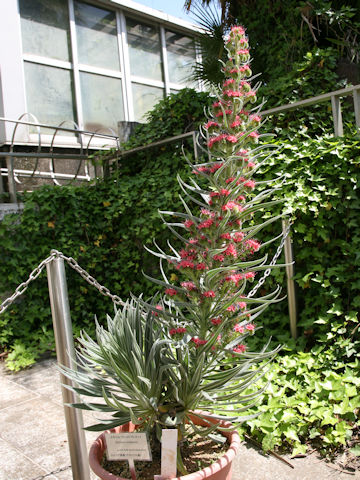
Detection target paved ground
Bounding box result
[1,358,359,480]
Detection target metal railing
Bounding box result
[0,113,119,203]
[261,84,360,136]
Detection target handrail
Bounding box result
[261,84,360,116]
[117,84,360,159]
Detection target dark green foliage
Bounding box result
[188,0,359,86]
[251,135,360,351]
[0,89,212,371]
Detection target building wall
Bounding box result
[0,0,200,147]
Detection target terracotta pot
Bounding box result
[89,413,241,480]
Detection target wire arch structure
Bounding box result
[0,113,120,198]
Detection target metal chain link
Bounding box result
[0,250,125,315]
[0,252,57,315]
[247,220,292,298]
[30,464,71,480]
[59,252,125,307]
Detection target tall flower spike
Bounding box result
[144,25,285,359]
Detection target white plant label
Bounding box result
[105,433,152,461]
[160,429,177,479]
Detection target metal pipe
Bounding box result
[5,156,17,203]
[282,219,297,339]
[331,95,344,137]
[353,89,360,132]
[46,254,90,480]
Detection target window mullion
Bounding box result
[119,11,134,122]
[160,26,170,96]
[68,0,84,131]
[116,10,129,122]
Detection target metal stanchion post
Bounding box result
[46,253,90,480]
[282,219,297,339]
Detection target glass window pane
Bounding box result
[132,83,164,122]
[19,0,71,62]
[166,31,196,85]
[126,18,163,81]
[80,72,124,131]
[74,1,120,70]
[24,62,75,133]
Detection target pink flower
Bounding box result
[213,254,225,262]
[192,166,209,175]
[249,132,259,140]
[220,188,231,196]
[246,323,255,331]
[184,219,194,228]
[226,177,235,184]
[230,120,242,128]
[215,109,232,118]
[226,135,238,143]
[247,91,256,97]
[201,208,214,216]
[177,327,187,334]
[234,324,245,333]
[237,49,249,56]
[231,26,245,35]
[189,238,199,244]
[211,317,222,325]
[245,239,261,252]
[154,304,163,316]
[238,301,247,309]
[165,288,177,296]
[181,281,197,291]
[245,272,256,279]
[169,328,177,335]
[225,273,244,286]
[177,260,195,269]
[243,180,256,189]
[250,114,261,123]
[227,305,236,312]
[208,134,226,148]
[233,232,244,243]
[220,232,231,239]
[223,90,241,98]
[209,163,223,173]
[237,149,248,156]
[191,337,207,347]
[239,65,251,73]
[203,290,216,298]
[198,218,213,229]
[223,78,235,87]
[196,263,207,270]
[210,192,220,198]
[233,344,246,354]
[204,120,219,129]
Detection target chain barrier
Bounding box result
[30,464,71,480]
[59,251,125,307]
[0,250,125,315]
[247,220,292,298]
[0,222,292,315]
[0,252,57,315]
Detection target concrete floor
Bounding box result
[1,358,359,480]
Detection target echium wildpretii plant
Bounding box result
[62,26,287,474]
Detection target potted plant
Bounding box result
[62,25,287,480]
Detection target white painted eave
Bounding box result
[105,0,203,35]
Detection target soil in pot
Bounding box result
[101,433,229,480]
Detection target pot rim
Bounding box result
[89,412,241,480]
